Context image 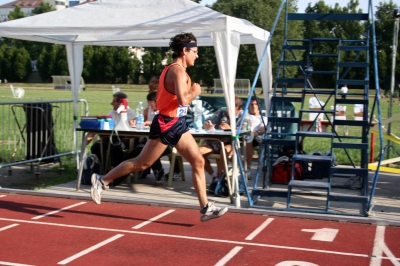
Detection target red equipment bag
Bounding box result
[272,159,304,184]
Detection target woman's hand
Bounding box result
[219,122,231,130]
[203,120,214,130]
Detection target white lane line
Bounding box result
[57,234,124,265]
[0,261,34,266]
[31,202,86,220]
[245,218,274,240]
[132,209,175,229]
[0,217,377,259]
[370,226,400,266]
[0,195,6,198]
[0,224,19,232]
[215,246,243,266]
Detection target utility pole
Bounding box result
[386,8,399,159]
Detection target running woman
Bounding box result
[90,32,228,222]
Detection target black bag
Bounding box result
[310,151,337,179]
[82,154,101,185]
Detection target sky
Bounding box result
[0,0,377,12]
[0,0,11,5]
[200,0,371,13]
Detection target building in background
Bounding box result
[0,0,91,22]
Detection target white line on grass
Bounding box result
[132,209,175,229]
[57,234,124,265]
[0,223,19,231]
[31,202,86,220]
[245,218,274,240]
[215,246,243,266]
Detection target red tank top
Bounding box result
[157,63,191,117]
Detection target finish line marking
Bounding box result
[0,195,6,198]
[31,202,86,220]
[57,234,124,265]
[132,209,175,229]
[0,216,386,260]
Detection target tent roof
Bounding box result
[0,0,269,46]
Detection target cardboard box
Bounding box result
[336,110,346,116]
[354,112,363,121]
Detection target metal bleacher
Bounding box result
[236,0,384,216]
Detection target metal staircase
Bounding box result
[237,0,383,216]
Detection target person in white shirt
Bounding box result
[340,84,348,99]
[246,96,268,180]
[199,97,244,186]
[89,91,136,185]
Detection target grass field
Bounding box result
[0,83,399,189]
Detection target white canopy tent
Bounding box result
[0,0,272,207]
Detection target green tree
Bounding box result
[3,3,55,82]
[374,1,400,87]
[113,47,135,84]
[303,0,366,87]
[191,0,302,86]
[0,43,6,80]
[8,6,25,20]
[141,47,168,82]
[92,46,114,83]
[37,45,68,81]
[127,53,141,84]
[4,46,31,81]
[31,2,56,15]
[51,45,69,76]
[37,46,51,81]
[82,45,95,82]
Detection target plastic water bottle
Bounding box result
[243,114,250,131]
[193,100,203,131]
[136,101,144,130]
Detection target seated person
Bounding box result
[198,97,244,187]
[246,96,267,180]
[148,76,159,93]
[88,91,136,186]
[127,91,181,184]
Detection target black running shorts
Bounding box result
[148,114,189,146]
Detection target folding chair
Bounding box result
[10,84,25,98]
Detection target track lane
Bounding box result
[0,194,399,265]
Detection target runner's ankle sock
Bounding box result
[200,204,209,214]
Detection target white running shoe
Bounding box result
[90,174,108,204]
[200,202,228,222]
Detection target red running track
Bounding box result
[0,193,399,266]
